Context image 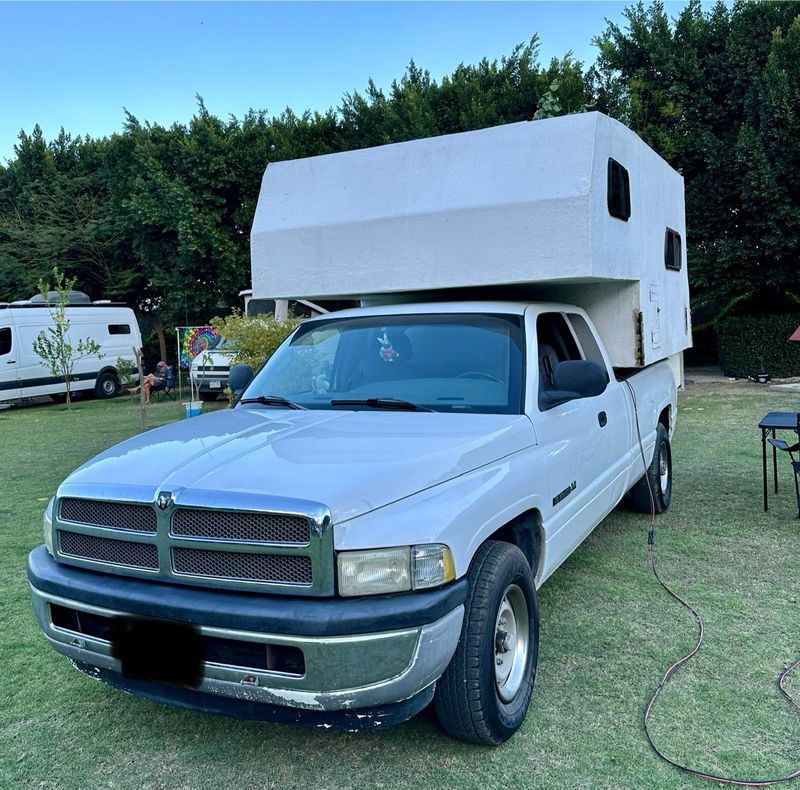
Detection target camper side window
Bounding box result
[664,228,682,271]
[0,327,11,355]
[607,158,631,221]
[108,324,131,335]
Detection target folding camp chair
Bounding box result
[152,365,176,402]
[767,412,800,518]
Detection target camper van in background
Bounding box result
[0,291,142,404]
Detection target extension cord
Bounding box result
[623,379,800,786]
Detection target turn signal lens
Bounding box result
[43,497,55,555]
[412,544,456,590]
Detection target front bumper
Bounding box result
[28,546,465,719]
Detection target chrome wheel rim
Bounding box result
[102,379,115,394]
[659,447,669,493]
[494,583,529,703]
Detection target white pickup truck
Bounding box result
[29,113,689,744]
[28,298,675,744]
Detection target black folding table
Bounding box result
[759,411,799,511]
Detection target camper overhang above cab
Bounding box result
[251,111,692,368]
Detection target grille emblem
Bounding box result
[156,492,174,511]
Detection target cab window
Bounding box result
[0,327,11,355]
[566,313,608,374]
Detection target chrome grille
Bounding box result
[58,530,158,570]
[172,547,312,585]
[59,498,157,533]
[171,508,310,544]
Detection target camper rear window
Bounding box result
[0,327,11,355]
[664,228,682,271]
[607,158,631,221]
[108,324,131,335]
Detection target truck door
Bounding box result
[564,312,629,508]
[529,310,627,563]
[0,316,21,401]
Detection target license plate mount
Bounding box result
[111,616,203,687]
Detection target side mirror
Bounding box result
[552,360,608,398]
[540,360,608,410]
[228,363,254,398]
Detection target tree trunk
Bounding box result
[63,363,72,409]
[134,347,148,432]
[154,320,168,364]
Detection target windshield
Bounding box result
[241,313,524,414]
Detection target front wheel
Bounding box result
[434,541,539,745]
[629,422,672,513]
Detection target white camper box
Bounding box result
[251,112,692,374]
[0,293,142,403]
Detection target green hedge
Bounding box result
[717,314,800,379]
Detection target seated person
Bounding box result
[128,361,168,404]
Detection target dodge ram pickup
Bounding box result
[29,300,676,744]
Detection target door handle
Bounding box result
[6,360,15,364]
[598,411,607,427]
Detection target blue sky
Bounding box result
[1,1,698,163]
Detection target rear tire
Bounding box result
[434,540,539,745]
[95,371,119,399]
[629,422,672,514]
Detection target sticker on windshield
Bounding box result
[377,329,399,363]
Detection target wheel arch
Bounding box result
[97,364,120,381]
[485,509,546,586]
[658,404,671,433]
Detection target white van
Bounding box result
[0,292,142,404]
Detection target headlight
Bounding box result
[337,544,455,597]
[43,497,55,555]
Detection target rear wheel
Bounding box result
[629,422,672,513]
[94,371,119,399]
[434,541,538,745]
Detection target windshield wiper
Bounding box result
[330,397,434,412]
[239,395,307,410]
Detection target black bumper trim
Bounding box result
[73,661,435,729]
[28,546,468,636]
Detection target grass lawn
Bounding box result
[1,385,798,789]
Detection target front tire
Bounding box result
[629,422,672,513]
[434,541,539,745]
[95,371,119,399]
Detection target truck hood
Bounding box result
[62,407,536,523]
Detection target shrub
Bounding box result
[115,357,137,394]
[717,314,800,379]
[209,309,298,371]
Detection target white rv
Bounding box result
[0,292,142,404]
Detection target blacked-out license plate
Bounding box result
[110,616,203,688]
